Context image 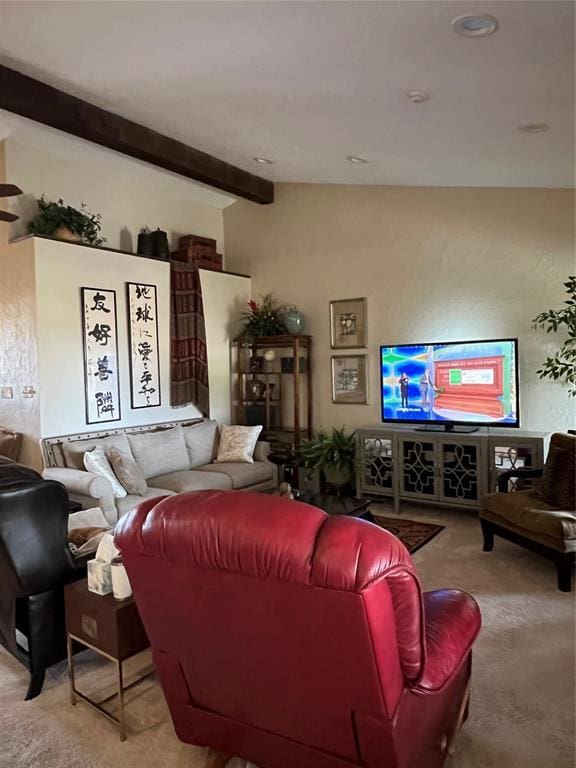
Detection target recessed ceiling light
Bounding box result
[518,123,550,134]
[253,156,274,164]
[406,90,430,104]
[346,155,369,164]
[452,14,499,37]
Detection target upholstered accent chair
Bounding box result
[480,432,576,591]
[116,490,481,768]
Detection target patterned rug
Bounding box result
[372,514,444,554]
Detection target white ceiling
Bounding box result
[0,1,573,188]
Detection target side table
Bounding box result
[268,453,305,487]
[65,578,152,741]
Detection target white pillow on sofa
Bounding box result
[84,446,127,498]
[215,425,262,464]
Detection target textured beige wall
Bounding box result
[4,135,231,256]
[224,184,576,434]
[0,236,41,470]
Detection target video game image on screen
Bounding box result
[380,339,518,426]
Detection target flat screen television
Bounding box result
[380,338,519,431]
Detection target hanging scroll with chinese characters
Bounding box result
[127,282,161,409]
[81,287,121,424]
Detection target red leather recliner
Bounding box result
[115,490,481,768]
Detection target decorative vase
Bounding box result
[284,309,305,335]
[150,228,170,260]
[52,225,81,243]
[137,229,154,257]
[247,380,266,400]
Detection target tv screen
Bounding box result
[380,338,519,428]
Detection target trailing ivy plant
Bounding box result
[532,276,576,397]
[27,196,105,246]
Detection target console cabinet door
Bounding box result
[437,439,483,506]
[488,438,545,492]
[357,432,395,496]
[399,437,438,499]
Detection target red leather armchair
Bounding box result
[116,491,480,768]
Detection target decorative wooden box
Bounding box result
[170,234,223,271]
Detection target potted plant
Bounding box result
[532,275,576,397]
[27,196,105,246]
[299,427,357,493]
[236,294,288,341]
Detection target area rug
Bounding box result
[372,514,444,553]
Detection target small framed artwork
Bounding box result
[331,354,368,404]
[81,287,121,424]
[127,282,161,409]
[330,297,367,348]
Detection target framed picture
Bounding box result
[127,282,161,409]
[330,297,367,348]
[81,287,121,424]
[331,354,368,404]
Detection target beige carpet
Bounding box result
[0,501,574,768]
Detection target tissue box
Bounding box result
[87,558,113,595]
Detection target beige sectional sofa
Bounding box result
[42,420,277,524]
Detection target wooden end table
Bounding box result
[65,578,152,741]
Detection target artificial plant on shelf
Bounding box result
[532,275,576,397]
[27,196,105,246]
[299,427,357,493]
[236,294,289,341]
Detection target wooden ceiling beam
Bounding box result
[0,64,274,205]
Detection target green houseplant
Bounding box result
[27,196,105,246]
[236,294,288,341]
[532,276,576,397]
[299,427,357,491]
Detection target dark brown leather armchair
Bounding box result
[480,433,576,591]
[0,458,86,698]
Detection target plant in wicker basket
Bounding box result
[27,196,105,246]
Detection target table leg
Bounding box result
[67,634,76,706]
[117,660,125,742]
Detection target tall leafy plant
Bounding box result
[299,427,357,488]
[532,276,576,397]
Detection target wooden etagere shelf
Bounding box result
[232,335,312,452]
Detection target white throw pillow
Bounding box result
[215,425,262,464]
[84,446,127,498]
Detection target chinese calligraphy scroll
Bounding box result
[81,287,121,424]
[127,282,161,408]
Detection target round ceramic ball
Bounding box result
[264,349,277,362]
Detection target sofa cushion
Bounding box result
[128,426,190,479]
[63,434,133,470]
[540,435,576,510]
[108,448,148,496]
[481,489,576,542]
[183,421,219,468]
[115,486,177,519]
[197,461,274,489]
[148,469,232,493]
